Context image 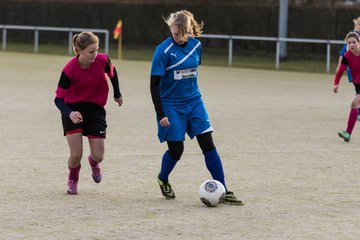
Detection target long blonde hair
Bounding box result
[72,32,99,54]
[353,17,360,26]
[164,10,203,42]
[182,10,203,37]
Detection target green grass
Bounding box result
[1,42,338,73]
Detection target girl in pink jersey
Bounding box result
[333,32,360,142]
[55,32,123,194]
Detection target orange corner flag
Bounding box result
[113,20,122,40]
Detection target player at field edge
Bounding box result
[150,10,244,205]
[337,17,360,120]
[333,32,360,143]
[54,32,123,194]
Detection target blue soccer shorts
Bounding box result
[157,100,213,143]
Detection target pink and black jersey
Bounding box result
[56,53,116,107]
[334,51,360,85]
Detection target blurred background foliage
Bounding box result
[1,0,359,72]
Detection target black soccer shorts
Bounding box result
[61,102,107,138]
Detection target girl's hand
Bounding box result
[333,85,339,93]
[69,111,83,124]
[115,96,123,106]
[159,117,170,127]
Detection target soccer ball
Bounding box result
[198,180,226,207]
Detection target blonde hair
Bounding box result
[164,10,203,42]
[353,17,360,26]
[182,10,203,37]
[72,32,99,54]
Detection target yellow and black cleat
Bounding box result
[157,176,176,200]
[223,191,244,205]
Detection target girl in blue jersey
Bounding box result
[150,10,243,205]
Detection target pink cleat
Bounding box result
[88,156,102,183]
[67,180,78,194]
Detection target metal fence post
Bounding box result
[68,31,73,55]
[34,29,39,53]
[326,41,331,73]
[2,28,6,51]
[276,40,280,70]
[228,37,233,66]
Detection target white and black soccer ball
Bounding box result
[198,180,226,207]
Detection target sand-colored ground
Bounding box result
[1,51,360,239]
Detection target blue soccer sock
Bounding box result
[204,148,227,190]
[158,151,178,182]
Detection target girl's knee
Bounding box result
[167,141,184,161]
[68,153,82,167]
[91,153,104,163]
[70,153,82,162]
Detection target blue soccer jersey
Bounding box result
[151,36,202,106]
